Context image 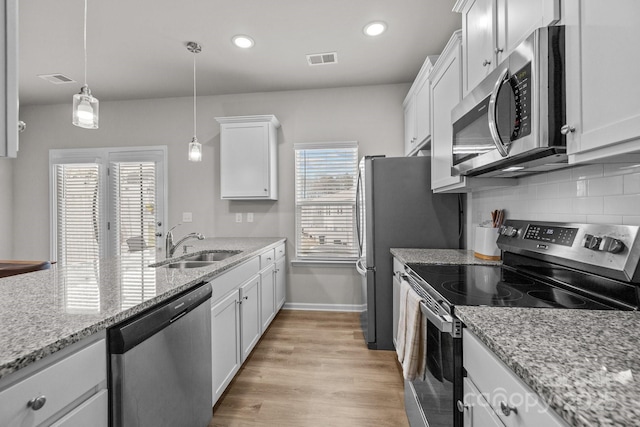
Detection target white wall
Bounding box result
[467,163,640,248]
[13,83,409,308]
[0,158,13,258]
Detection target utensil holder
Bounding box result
[474,227,501,260]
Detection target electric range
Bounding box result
[401,220,640,427]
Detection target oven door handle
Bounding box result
[488,67,511,158]
[420,301,455,336]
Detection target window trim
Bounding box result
[293,140,358,263]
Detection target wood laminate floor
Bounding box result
[209,310,409,427]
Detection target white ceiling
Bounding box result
[19,0,461,106]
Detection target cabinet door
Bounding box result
[50,390,108,427]
[565,0,640,162]
[240,275,261,361]
[211,290,241,405]
[415,76,431,146]
[260,264,276,331]
[463,0,496,94]
[461,378,505,427]
[431,34,464,191]
[220,123,270,198]
[496,0,559,60]
[404,96,417,155]
[0,0,18,158]
[275,257,286,310]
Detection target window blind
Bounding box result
[294,142,358,259]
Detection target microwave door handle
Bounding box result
[488,67,511,158]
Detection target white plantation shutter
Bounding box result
[294,141,358,260]
[54,163,102,313]
[112,161,157,308]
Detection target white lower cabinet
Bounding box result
[240,275,261,362]
[463,330,568,427]
[0,335,107,427]
[275,256,286,310]
[260,263,276,331]
[211,290,241,405]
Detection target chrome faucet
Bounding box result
[166,223,205,258]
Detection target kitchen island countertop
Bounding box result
[455,306,640,427]
[0,237,285,380]
[390,248,502,266]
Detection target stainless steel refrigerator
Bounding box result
[355,155,460,350]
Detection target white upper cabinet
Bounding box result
[564,0,640,164]
[216,115,280,200]
[403,56,438,156]
[1,0,19,158]
[454,0,560,96]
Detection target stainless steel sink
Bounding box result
[182,251,241,262]
[163,261,217,269]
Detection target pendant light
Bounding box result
[187,42,202,162]
[72,0,99,129]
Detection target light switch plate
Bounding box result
[235,213,242,223]
[247,213,254,223]
[182,212,193,223]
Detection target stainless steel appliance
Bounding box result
[400,220,640,427]
[109,283,212,427]
[451,26,567,178]
[355,155,460,350]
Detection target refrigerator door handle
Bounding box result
[355,169,363,257]
[355,257,367,276]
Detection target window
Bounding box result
[50,147,167,311]
[294,141,358,261]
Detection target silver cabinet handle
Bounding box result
[488,67,511,157]
[28,395,47,411]
[560,124,576,135]
[495,47,504,54]
[483,59,491,66]
[500,401,518,416]
[456,400,469,413]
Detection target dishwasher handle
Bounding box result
[109,282,212,354]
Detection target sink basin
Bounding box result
[182,251,241,262]
[163,261,217,269]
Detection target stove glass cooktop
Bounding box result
[406,264,614,310]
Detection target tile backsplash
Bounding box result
[470,163,640,232]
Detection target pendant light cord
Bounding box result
[83,0,88,86]
[193,52,197,138]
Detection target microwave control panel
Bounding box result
[509,62,532,142]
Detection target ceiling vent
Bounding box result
[38,73,76,84]
[306,52,338,66]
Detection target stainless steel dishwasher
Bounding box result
[108,282,212,427]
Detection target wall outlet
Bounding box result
[247,213,254,223]
[182,212,193,223]
[235,213,242,223]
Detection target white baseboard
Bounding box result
[283,302,365,312]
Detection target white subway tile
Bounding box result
[587,176,623,197]
[624,173,640,195]
[549,213,587,223]
[576,180,588,197]
[603,194,640,215]
[546,167,573,183]
[604,163,640,176]
[571,164,603,180]
[558,181,578,198]
[623,216,640,226]
[572,197,603,215]
[536,183,560,199]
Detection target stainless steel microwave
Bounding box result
[451,26,567,178]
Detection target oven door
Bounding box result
[404,301,462,427]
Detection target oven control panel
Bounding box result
[497,220,640,282]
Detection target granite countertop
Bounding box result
[455,306,640,426]
[390,248,502,266]
[0,237,285,380]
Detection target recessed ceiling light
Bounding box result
[232,35,255,49]
[363,21,387,37]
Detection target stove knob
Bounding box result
[600,236,625,254]
[500,226,518,237]
[582,234,602,250]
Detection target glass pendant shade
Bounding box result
[188,136,202,162]
[72,86,99,129]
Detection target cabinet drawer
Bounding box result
[50,389,108,427]
[260,249,275,268]
[0,339,106,427]
[463,330,568,427]
[210,257,260,302]
[275,243,285,260]
[462,377,505,427]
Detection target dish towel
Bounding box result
[396,280,425,380]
